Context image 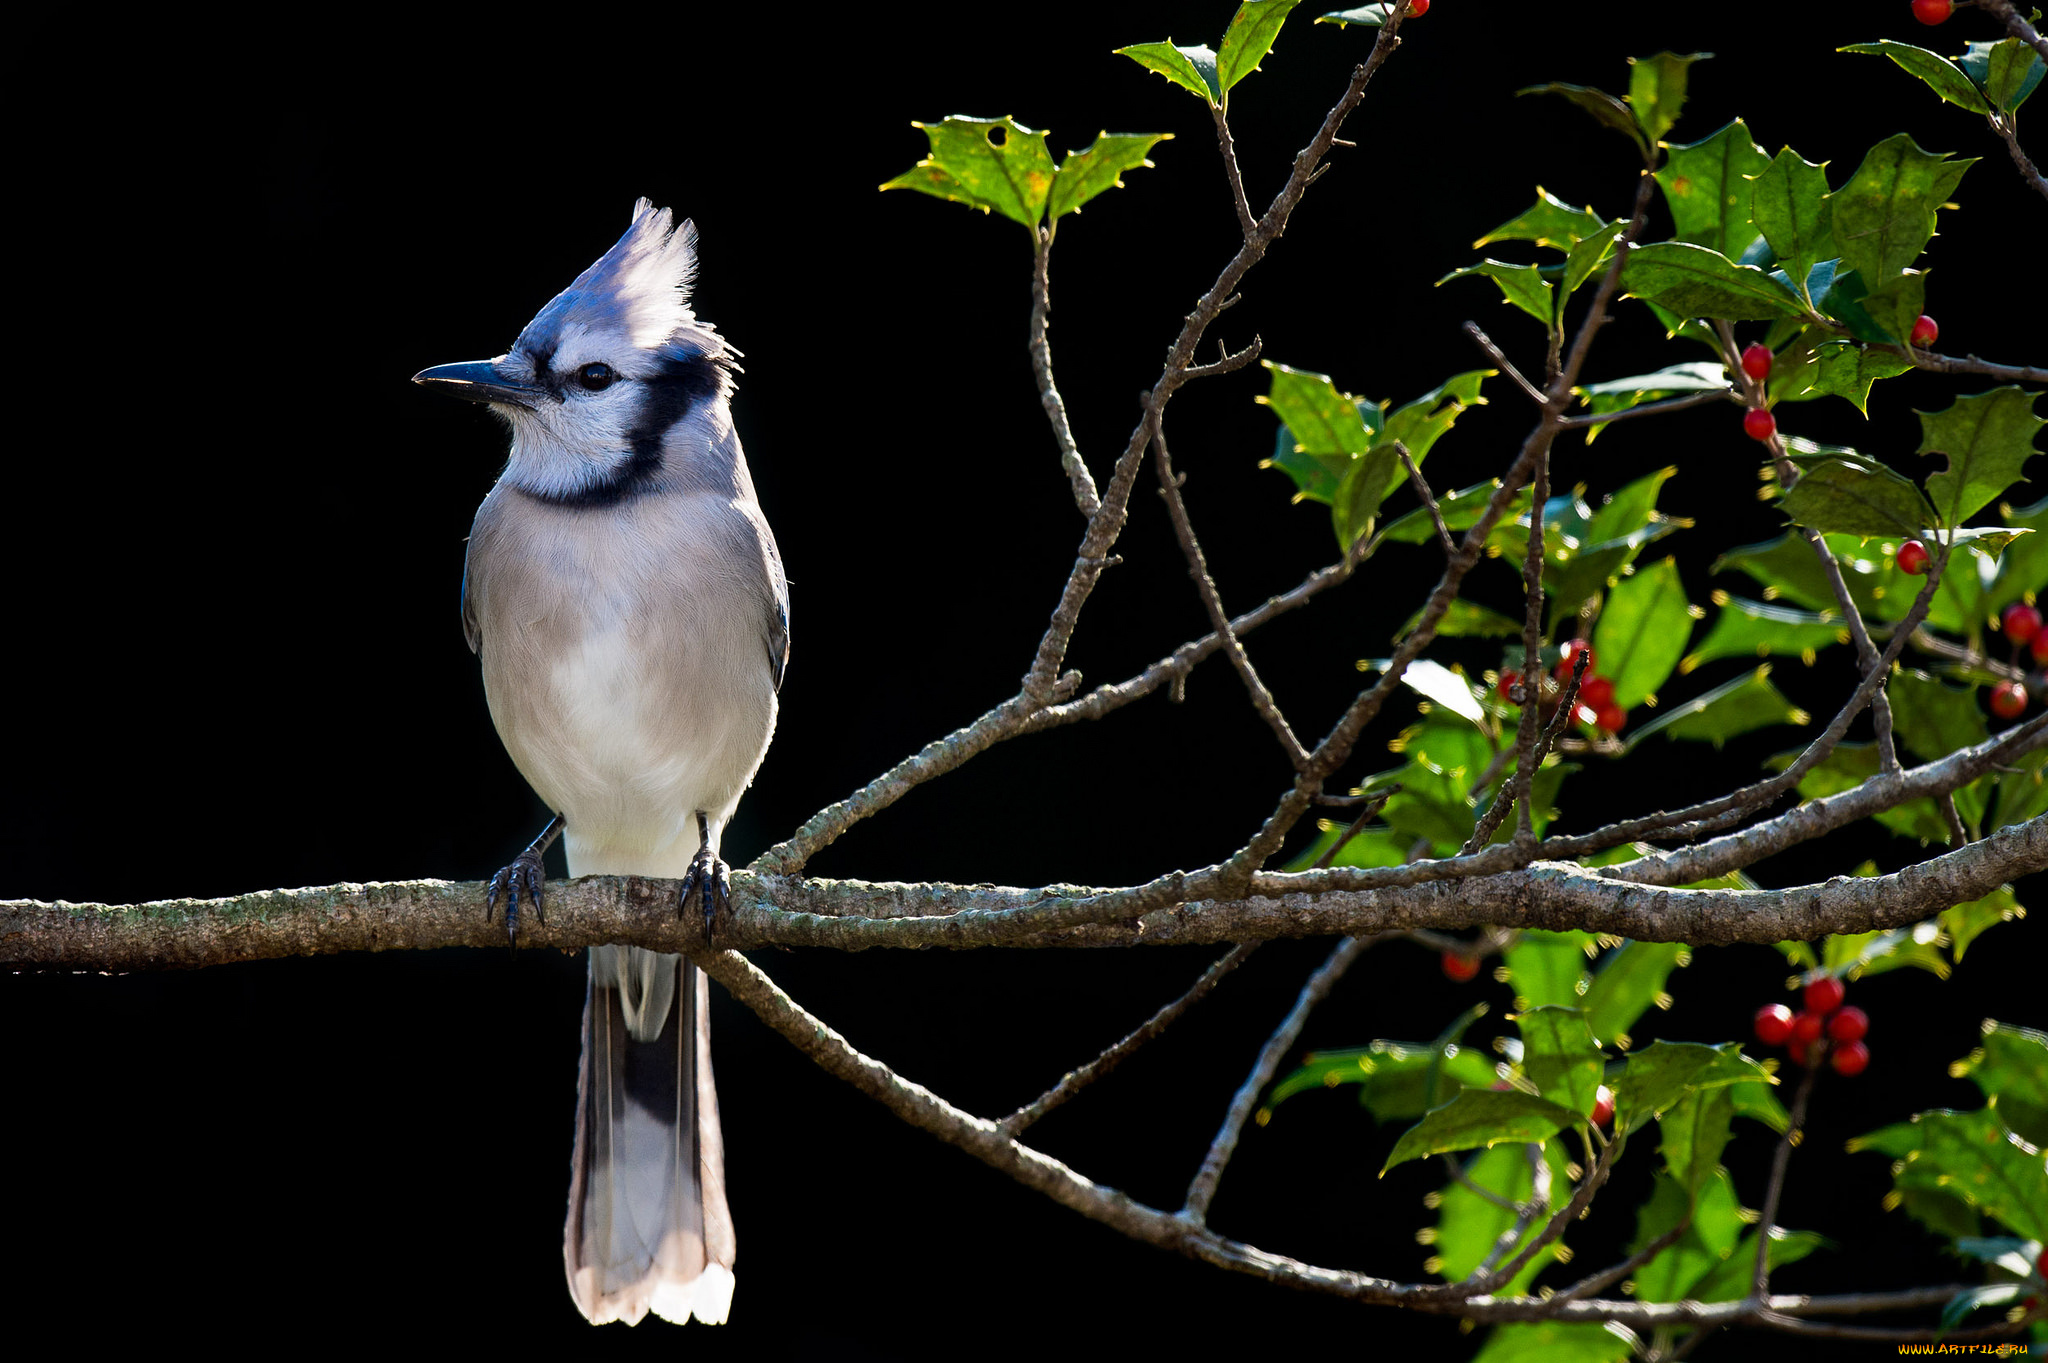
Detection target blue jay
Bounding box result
[414,201,788,1326]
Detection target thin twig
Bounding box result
[1394,440,1455,554]
[1029,229,1101,518]
[1154,414,1311,769]
[1987,108,2048,203]
[1464,322,1546,406]
[1752,1055,1822,1300]
[1212,104,1257,238]
[1184,336,1264,380]
[1981,0,2048,64]
[1181,933,1381,1224]
[1468,1144,1554,1282]
[1000,942,1259,1135]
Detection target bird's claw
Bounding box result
[487,850,548,948]
[681,847,731,937]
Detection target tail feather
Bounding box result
[565,945,735,1326]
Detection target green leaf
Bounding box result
[1587,466,1680,545]
[1683,596,1846,673]
[1987,494,2048,615]
[1381,480,1528,545]
[1518,82,1648,155]
[1474,187,1609,250]
[1866,1106,2048,1242]
[1382,1088,1583,1173]
[880,115,1057,230]
[1889,668,1991,764]
[1655,119,1770,257]
[1953,1022,2048,1148]
[1621,241,1805,321]
[1941,887,2025,964]
[1315,3,1400,28]
[1749,147,1836,300]
[1962,37,2046,113]
[1517,1005,1604,1114]
[1577,361,1731,415]
[1433,1142,1571,1294]
[1546,519,1688,628]
[1440,259,1554,326]
[1393,658,1486,726]
[1217,2,1301,95]
[1593,557,1692,711]
[1859,271,1929,356]
[1779,454,1939,541]
[1264,424,1340,506]
[1626,666,1808,749]
[1940,1282,2025,1333]
[1047,132,1172,221]
[1917,387,2045,530]
[1818,265,1903,343]
[1831,133,1975,285]
[1261,362,1371,456]
[1692,1226,1829,1301]
[1729,1079,1792,1135]
[1840,40,1992,114]
[1630,1168,1744,1301]
[1610,1041,1777,1137]
[1268,1038,1498,1117]
[1992,745,2048,830]
[1628,51,1709,145]
[1821,920,1951,981]
[1559,222,1621,309]
[1659,1087,1736,1196]
[1400,598,1524,640]
[1503,930,1595,1010]
[1797,343,1916,415]
[1116,40,1223,105]
[1382,370,1491,467]
[1471,1321,1636,1363]
[1582,941,1688,1049]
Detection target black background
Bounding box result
[7,3,2041,1355]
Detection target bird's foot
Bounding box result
[681,846,731,937]
[487,849,548,948]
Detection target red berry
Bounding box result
[2002,603,2042,645]
[1442,950,1481,982]
[1831,1039,1870,1076]
[1804,976,1846,1015]
[1827,1005,1869,1042]
[1406,0,1429,14]
[1579,676,1615,708]
[1497,669,1522,702]
[1755,1003,1795,1046]
[1555,639,1594,681]
[2033,632,2048,665]
[1791,1010,1826,1048]
[1594,703,1627,733]
[1591,1085,1615,1128]
[1740,344,1773,382]
[1909,313,1940,346]
[1991,680,2029,720]
[1743,407,1777,442]
[1896,540,1931,575]
[1912,0,1953,24]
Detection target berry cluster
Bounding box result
[1498,638,1626,735]
[1990,602,2041,720]
[1754,976,1869,1075]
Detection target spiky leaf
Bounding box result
[1831,133,1974,285]
[1048,132,1172,221]
[880,116,1056,229]
[1916,387,2045,530]
[1655,119,1770,257]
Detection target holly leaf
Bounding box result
[1576,362,1731,434]
[1692,1227,1829,1301]
[1440,259,1555,326]
[1116,40,1223,105]
[1048,132,1172,221]
[1888,668,1990,764]
[880,115,1056,229]
[1798,343,1916,415]
[1470,1321,1636,1363]
[1400,598,1524,640]
[1916,386,2045,530]
[1831,133,1974,285]
[1659,1088,1736,1197]
[1655,118,1770,257]
[1517,1005,1604,1115]
[1268,1038,1498,1117]
[1433,1142,1572,1296]
[1749,146,1836,298]
[1581,941,1688,1051]
[1216,1,1301,96]
[1952,1021,2048,1148]
[1682,595,1847,673]
[1611,1041,1776,1137]
[1621,242,1805,321]
[1941,888,2025,964]
[1840,40,1992,114]
[1475,187,1609,250]
[1518,81,1648,156]
[1987,494,2048,615]
[1626,666,1808,749]
[1713,530,1886,614]
[1863,1106,2048,1242]
[1381,480,1530,545]
[1779,454,1939,541]
[1382,1088,1583,1172]
[1628,51,1709,145]
[1961,37,2046,113]
[1593,557,1693,711]
[1503,930,1596,1010]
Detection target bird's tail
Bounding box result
[565,944,735,1326]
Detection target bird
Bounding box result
[413,200,789,1326]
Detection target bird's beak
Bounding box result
[413,359,547,411]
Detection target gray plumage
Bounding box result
[416,200,787,1326]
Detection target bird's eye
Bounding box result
[577,363,616,392]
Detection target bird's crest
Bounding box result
[520,199,722,356]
